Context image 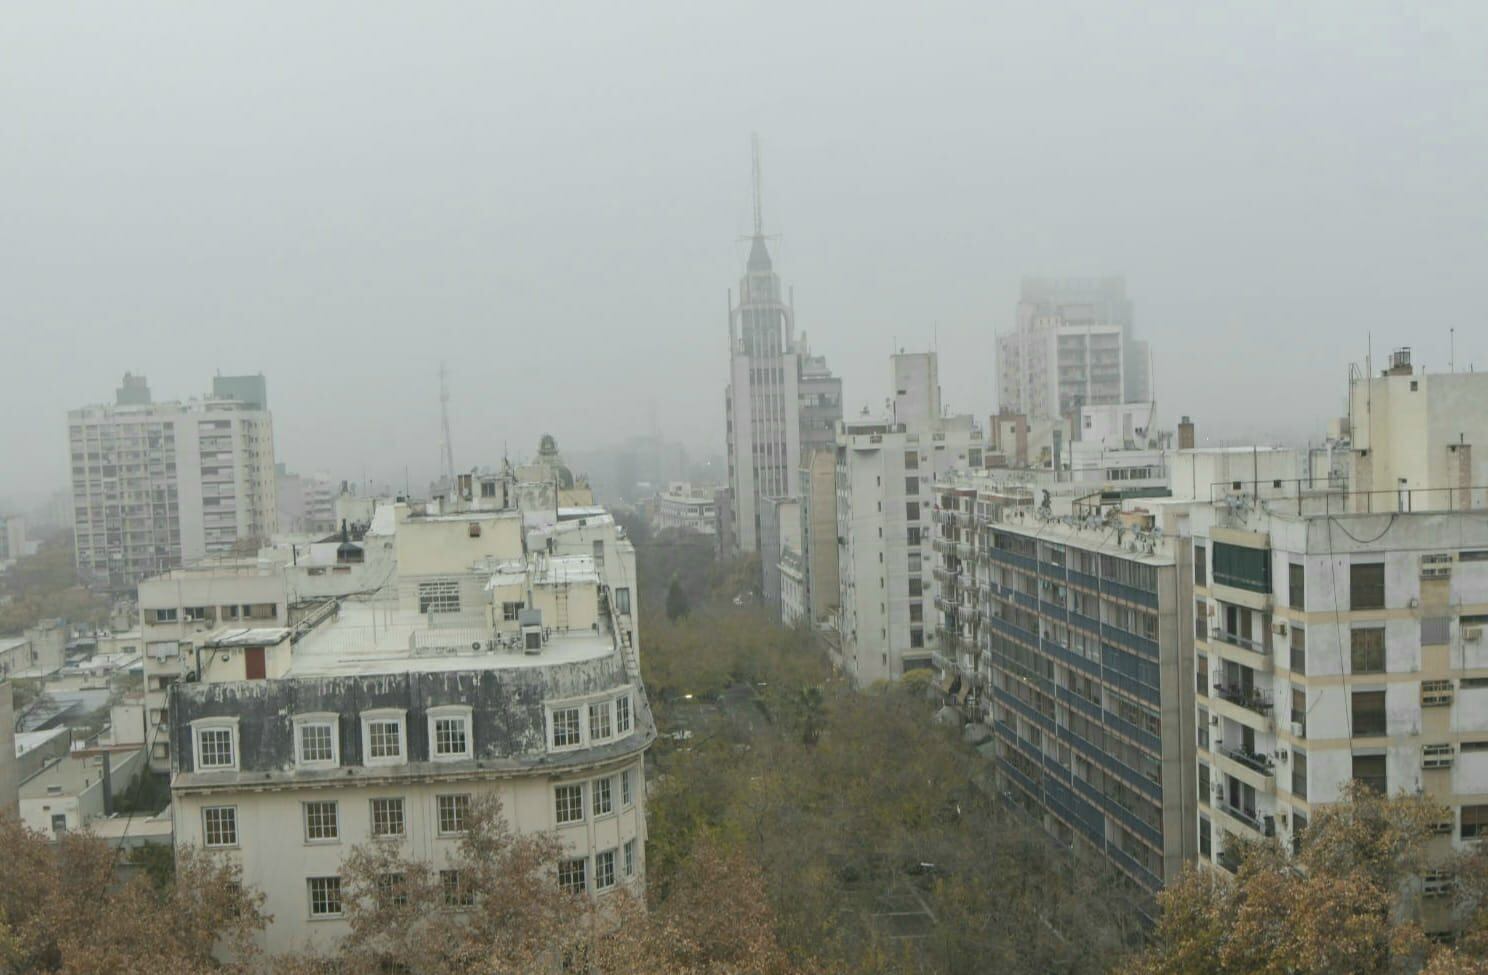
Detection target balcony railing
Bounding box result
[1220,745,1275,777]
[1220,802,1263,833]
[1214,684,1273,716]
[1212,630,1267,655]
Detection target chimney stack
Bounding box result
[1178,416,1195,450]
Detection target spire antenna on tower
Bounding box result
[438,361,456,489]
[751,132,764,237]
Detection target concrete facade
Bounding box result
[652,482,718,536]
[836,353,985,683]
[997,277,1150,421]
[798,448,840,626]
[930,481,1197,898]
[724,233,842,553]
[0,683,17,817]
[69,375,277,590]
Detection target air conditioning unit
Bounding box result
[1423,744,1455,770]
[1422,566,1452,580]
[1290,721,1305,737]
[1272,621,1288,636]
[1422,679,1454,707]
[1423,873,1454,898]
[1464,627,1483,643]
[1275,749,1290,763]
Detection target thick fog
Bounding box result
[4,1,1487,500]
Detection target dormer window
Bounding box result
[615,694,632,735]
[294,714,340,769]
[362,709,407,767]
[589,701,613,742]
[192,719,239,772]
[428,706,473,762]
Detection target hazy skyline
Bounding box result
[5,2,1487,501]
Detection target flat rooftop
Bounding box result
[286,599,615,678]
[990,507,1176,565]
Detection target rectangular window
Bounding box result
[197,727,235,769]
[558,858,587,895]
[552,707,581,748]
[595,849,616,890]
[1350,628,1386,674]
[437,794,471,835]
[589,702,613,741]
[377,872,408,908]
[366,718,404,763]
[615,696,632,735]
[308,877,343,918]
[594,777,614,816]
[903,450,919,470]
[297,722,336,766]
[624,838,636,877]
[1290,625,1306,674]
[371,798,405,838]
[1463,805,1488,840]
[556,784,584,824]
[1288,563,1305,608]
[910,628,924,649]
[1212,542,1270,593]
[1292,748,1308,799]
[303,801,339,842]
[1352,753,1387,794]
[614,587,631,615]
[906,502,919,521]
[441,869,474,908]
[502,601,524,621]
[417,580,460,614]
[1292,688,1307,737]
[203,806,238,847]
[908,576,923,597]
[1351,690,1387,737]
[1350,562,1386,610]
[432,715,471,759]
[905,476,919,495]
[621,768,634,806]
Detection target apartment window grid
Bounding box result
[1292,749,1308,799]
[298,723,335,765]
[308,877,343,918]
[1290,625,1307,675]
[197,727,235,769]
[1350,562,1386,610]
[1350,627,1386,674]
[1288,563,1304,608]
[304,801,339,842]
[558,858,587,895]
[437,794,471,835]
[1463,805,1488,840]
[367,719,403,761]
[441,869,475,908]
[433,716,470,758]
[552,707,581,748]
[1352,753,1387,794]
[203,806,238,847]
[1352,691,1388,737]
[371,798,405,838]
[377,872,408,908]
[594,776,614,816]
[589,701,613,741]
[595,850,617,890]
[555,784,584,824]
[417,579,460,614]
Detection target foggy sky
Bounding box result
[4,2,1487,502]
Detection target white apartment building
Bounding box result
[69,373,277,590]
[997,277,1150,420]
[170,483,647,957]
[276,466,339,535]
[797,448,840,627]
[0,621,67,681]
[652,482,718,536]
[724,223,842,553]
[836,353,984,683]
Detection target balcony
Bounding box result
[1214,684,1273,717]
[1219,745,1274,778]
[1216,800,1265,837]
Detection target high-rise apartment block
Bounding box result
[68,374,277,590]
[836,353,983,683]
[997,277,1150,420]
[723,150,842,553]
[930,482,1197,896]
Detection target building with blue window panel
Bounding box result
[931,476,1196,898]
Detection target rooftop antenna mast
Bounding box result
[439,362,456,490]
[751,132,764,238]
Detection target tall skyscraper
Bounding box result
[68,374,277,590]
[997,277,1151,419]
[724,140,841,553]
